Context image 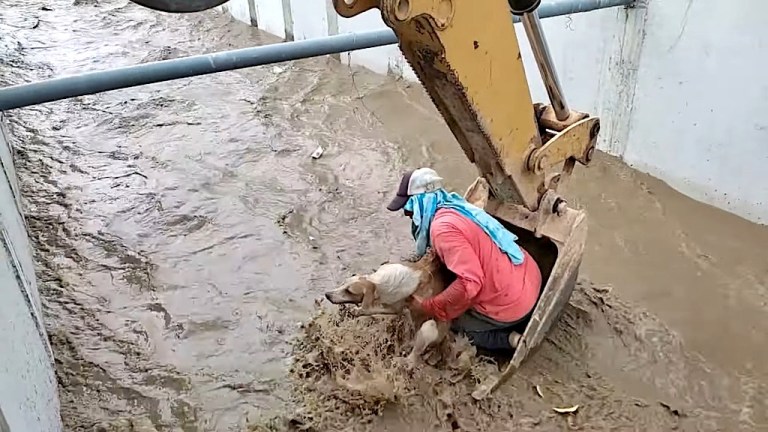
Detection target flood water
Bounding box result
[2,0,768,430]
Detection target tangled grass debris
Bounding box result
[278,304,518,431]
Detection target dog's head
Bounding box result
[324,274,375,305]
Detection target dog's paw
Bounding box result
[425,349,443,366]
[405,354,422,371]
[392,355,418,371]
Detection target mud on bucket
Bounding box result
[467,179,587,400]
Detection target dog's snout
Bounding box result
[323,286,361,305]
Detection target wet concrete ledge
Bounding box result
[0,112,61,431]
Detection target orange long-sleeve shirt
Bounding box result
[420,208,542,323]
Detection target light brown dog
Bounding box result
[324,249,456,366]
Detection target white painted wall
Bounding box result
[253,0,286,39]
[289,0,327,40]
[335,8,418,80]
[0,113,61,431]
[218,0,768,225]
[225,0,251,25]
[624,0,768,225]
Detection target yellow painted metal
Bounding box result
[335,0,544,209]
[528,117,599,175]
[335,0,379,17]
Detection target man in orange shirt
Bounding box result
[387,168,542,351]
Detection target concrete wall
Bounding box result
[624,0,768,225]
[218,0,768,225]
[0,113,61,431]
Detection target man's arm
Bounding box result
[419,222,484,321]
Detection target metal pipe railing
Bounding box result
[523,0,633,19]
[0,0,634,111]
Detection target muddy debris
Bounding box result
[94,416,158,432]
[256,280,743,432]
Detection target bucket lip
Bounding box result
[511,209,586,363]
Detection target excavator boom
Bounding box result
[336,0,599,211]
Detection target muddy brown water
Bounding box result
[2,0,767,430]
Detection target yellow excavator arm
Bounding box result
[335,0,599,212]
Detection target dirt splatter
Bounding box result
[269,280,763,431]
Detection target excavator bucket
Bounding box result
[464,178,588,400]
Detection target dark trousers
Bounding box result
[451,309,526,351]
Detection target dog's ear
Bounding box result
[348,278,376,296]
[348,278,378,309]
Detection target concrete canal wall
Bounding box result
[0,112,61,431]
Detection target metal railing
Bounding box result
[0,0,634,111]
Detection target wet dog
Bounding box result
[324,249,456,367]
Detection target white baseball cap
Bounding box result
[387,167,445,211]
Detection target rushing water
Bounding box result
[2,0,768,430]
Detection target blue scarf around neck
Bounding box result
[403,188,525,265]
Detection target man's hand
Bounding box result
[407,295,428,317]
